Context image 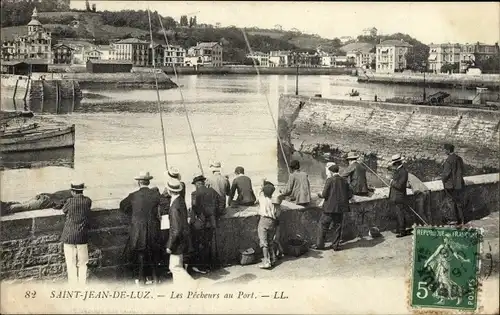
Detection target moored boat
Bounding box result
[0,124,75,153]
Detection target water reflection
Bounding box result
[0,147,75,170]
[1,98,81,114]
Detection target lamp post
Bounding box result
[422,62,427,102]
[295,62,299,96]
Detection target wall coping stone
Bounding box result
[281,94,500,120]
[2,173,498,222]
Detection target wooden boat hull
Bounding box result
[0,125,75,153]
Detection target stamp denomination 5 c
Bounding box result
[409,226,483,312]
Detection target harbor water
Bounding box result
[0,74,478,207]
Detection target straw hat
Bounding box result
[167,167,181,179]
[134,171,153,180]
[166,178,183,193]
[70,181,85,191]
[390,154,404,165]
[346,152,359,160]
[209,161,222,172]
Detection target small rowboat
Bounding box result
[0,124,75,153]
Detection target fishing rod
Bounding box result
[359,160,429,225]
[240,29,291,176]
[147,7,169,171]
[156,12,204,176]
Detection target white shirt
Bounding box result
[258,192,282,220]
[170,194,179,207]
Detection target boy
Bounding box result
[257,180,283,269]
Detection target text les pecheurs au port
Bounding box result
[45,290,289,301]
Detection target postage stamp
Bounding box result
[409,226,483,312]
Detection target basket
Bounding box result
[240,248,255,265]
[287,238,308,257]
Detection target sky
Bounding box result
[70,1,500,45]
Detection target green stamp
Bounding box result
[410,226,482,311]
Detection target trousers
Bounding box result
[63,243,88,285]
[316,212,343,249]
[169,254,193,284]
[445,189,465,224]
[393,203,411,234]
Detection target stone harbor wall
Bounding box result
[1,75,82,102]
[1,173,497,282]
[278,94,500,182]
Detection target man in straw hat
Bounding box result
[341,151,369,197]
[206,161,231,217]
[165,178,193,283]
[313,164,352,251]
[441,143,466,225]
[190,174,220,273]
[60,181,92,285]
[119,171,162,285]
[388,154,412,238]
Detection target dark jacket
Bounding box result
[60,194,92,244]
[167,196,190,255]
[389,165,409,204]
[320,175,352,213]
[229,175,256,205]
[341,162,369,195]
[191,185,220,227]
[119,187,161,262]
[441,153,465,190]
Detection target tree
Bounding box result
[189,17,194,28]
[192,16,197,26]
[440,62,459,74]
[85,0,91,11]
[331,38,342,49]
[243,57,259,66]
[474,54,500,74]
[180,15,188,27]
[91,4,96,12]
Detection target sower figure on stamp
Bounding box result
[441,143,466,225]
[388,154,412,238]
[165,178,193,283]
[313,164,352,251]
[424,234,471,305]
[407,172,431,225]
[280,160,311,207]
[61,181,92,285]
[120,171,162,285]
[191,174,220,274]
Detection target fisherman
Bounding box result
[441,143,466,225]
[257,180,283,269]
[165,178,193,283]
[341,151,369,196]
[407,172,431,224]
[280,160,311,206]
[325,161,336,180]
[2,189,74,215]
[158,167,190,279]
[60,181,92,285]
[206,161,231,217]
[228,166,257,207]
[313,164,352,251]
[388,154,412,238]
[119,171,162,285]
[191,174,220,274]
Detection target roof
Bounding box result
[115,38,149,44]
[248,51,268,56]
[52,44,75,50]
[27,19,42,26]
[340,42,374,53]
[24,59,49,65]
[195,42,220,48]
[378,40,413,47]
[1,61,27,66]
[87,59,133,65]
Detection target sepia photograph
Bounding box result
[0,1,499,314]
